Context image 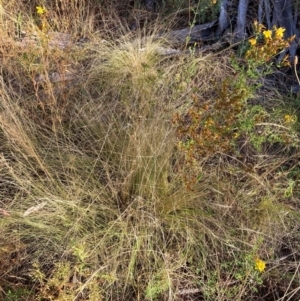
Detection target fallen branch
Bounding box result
[164,19,218,46]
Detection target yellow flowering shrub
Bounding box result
[174,21,296,189]
[246,21,295,65]
[173,78,251,188]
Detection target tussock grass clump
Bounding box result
[1,2,300,301]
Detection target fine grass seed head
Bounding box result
[92,33,165,105]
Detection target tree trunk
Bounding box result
[234,0,249,40]
[273,0,296,36]
[258,0,272,28]
[216,0,229,36]
[273,0,298,59]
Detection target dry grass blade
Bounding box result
[0,1,300,300]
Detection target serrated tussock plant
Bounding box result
[1,3,300,300]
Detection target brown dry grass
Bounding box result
[0,1,300,301]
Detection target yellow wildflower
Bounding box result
[36,6,47,15]
[249,38,257,46]
[275,27,285,39]
[284,114,296,124]
[263,30,272,39]
[255,258,266,272]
